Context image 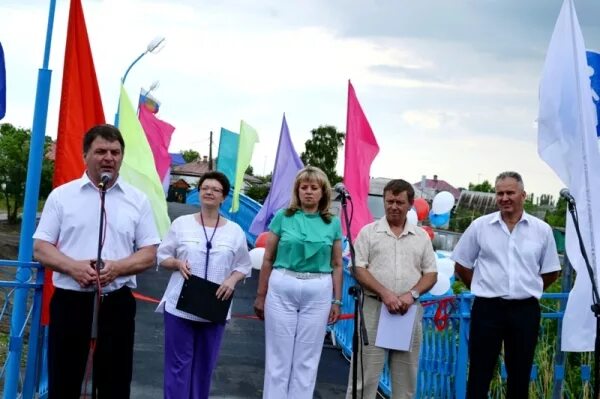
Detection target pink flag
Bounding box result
[344,81,380,239]
[138,106,175,181]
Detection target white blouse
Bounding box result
[156,214,252,322]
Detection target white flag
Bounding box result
[538,0,600,352]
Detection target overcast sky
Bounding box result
[2,0,600,198]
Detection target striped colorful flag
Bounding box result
[118,85,170,238]
[138,89,160,113]
[231,120,259,212]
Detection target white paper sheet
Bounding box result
[375,304,417,351]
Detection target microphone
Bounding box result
[560,188,576,206]
[334,182,351,199]
[98,172,113,189]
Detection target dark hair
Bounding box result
[198,171,231,196]
[383,179,415,204]
[83,124,125,154]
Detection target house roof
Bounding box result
[412,178,461,200]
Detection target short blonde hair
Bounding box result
[285,166,334,223]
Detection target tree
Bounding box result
[0,124,54,224]
[300,125,344,184]
[245,165,254,176]
[468,180,494,193]
[545,196,567,227]
[181,149,200,163]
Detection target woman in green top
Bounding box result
[254,166,343,399]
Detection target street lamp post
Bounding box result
[114,36,165,126]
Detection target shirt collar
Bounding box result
[79,172,125,193]
[489,210,530,225]
[375,217,417,237]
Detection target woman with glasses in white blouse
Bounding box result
[157,171,252,399]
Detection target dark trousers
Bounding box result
[466,296,540,399]
[48,286,136,399]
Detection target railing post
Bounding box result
[455,293,472,399]
[552,255,571,399]
[22,264,44,399]
[4,1,56,397]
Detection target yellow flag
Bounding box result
[231,120,259,212]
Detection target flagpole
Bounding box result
[4,0,56,397]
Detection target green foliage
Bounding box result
[245,165,254,176]
[448,208,482,233]
[545,197,567,228]
[300,125,344,185]
[245,184,270,204]
[244,173,272,204]
[181,149,200,163]
[468,180,494,193]
[0,124,54,224]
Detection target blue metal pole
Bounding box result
[114,51,145,126]
[4,0,56,397]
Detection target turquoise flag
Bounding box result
[216,127,239,186]
[118,85,170,238]
[231,120,259,212]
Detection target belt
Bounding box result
[275,268,330,280]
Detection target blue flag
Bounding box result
[249,114,304,235]
[0,42,5,120]
[216,128,239,188]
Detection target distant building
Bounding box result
[413,175,461,201]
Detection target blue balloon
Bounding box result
[429,210,450,227]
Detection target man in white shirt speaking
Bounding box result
[33,124,160,399]
[452,171,560,399]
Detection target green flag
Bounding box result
[231,120,259,212]
[118,85,170,238]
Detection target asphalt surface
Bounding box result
[129,203,349,398]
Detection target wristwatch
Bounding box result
[410,289,420,300]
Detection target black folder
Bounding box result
[176,275,233,323]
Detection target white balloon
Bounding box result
[432,191,455,214]
[429,272,451,296]
[407,209,418,225]
[436,257,455,277]
[249,247,265,270]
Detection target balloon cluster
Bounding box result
[408,191,455,240]
[429,254,454,296]
[249,232,269,270]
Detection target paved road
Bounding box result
[130,203,349,398]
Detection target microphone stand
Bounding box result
[565,199,600,399]
[90,182,108,399]
[338,193,368,399]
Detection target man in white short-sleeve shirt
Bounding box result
[452,171,560,399]
[33,124,160,399]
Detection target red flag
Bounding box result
[41,0,105,325]
[138,106,175,181]
[343,81,379,239]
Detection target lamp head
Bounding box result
[147,37,166,54]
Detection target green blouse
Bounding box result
[269,209,342,273]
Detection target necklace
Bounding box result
[200,212,220,279]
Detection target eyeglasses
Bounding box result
[200,186,223,194]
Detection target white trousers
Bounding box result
[263,268,332,399]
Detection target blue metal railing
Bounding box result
[0,260,46,399]
[331,268,590,398]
